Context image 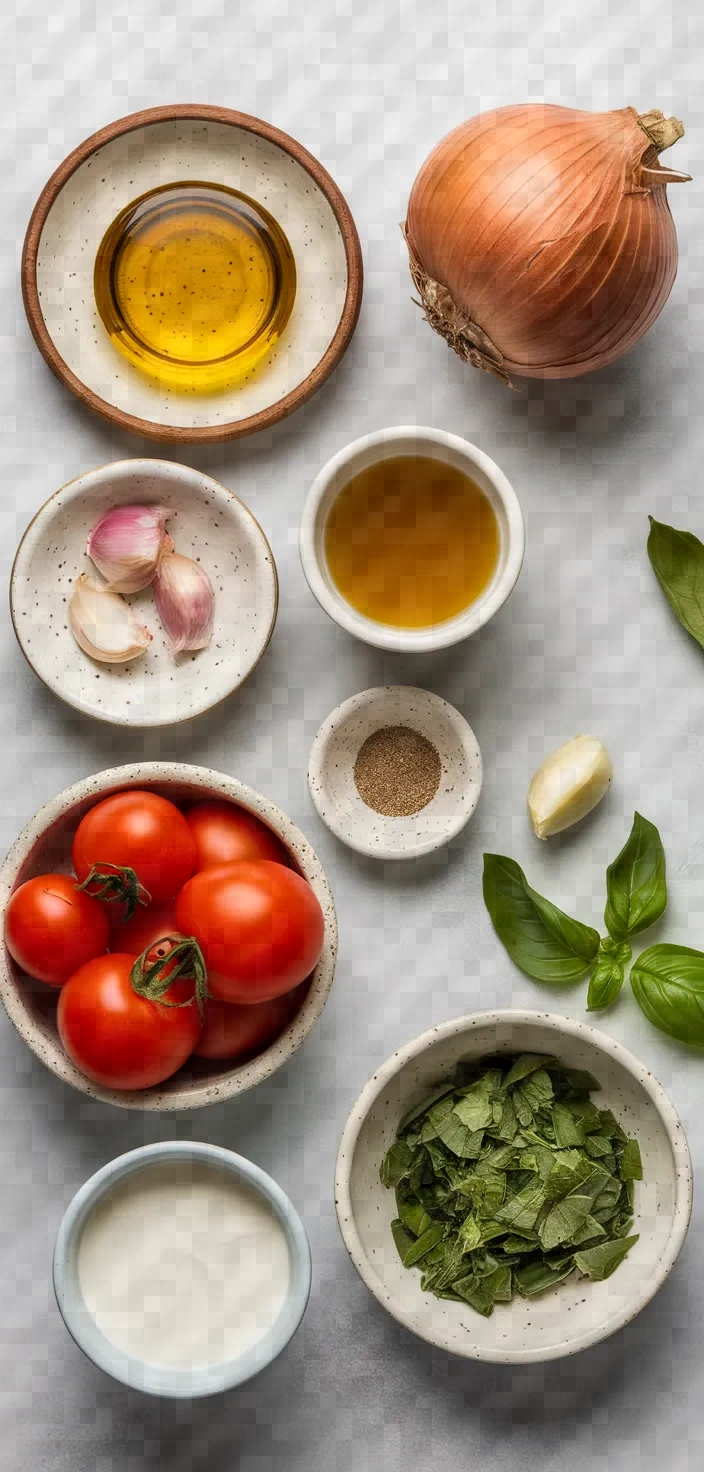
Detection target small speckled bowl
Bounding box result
[335,1012,693,1363]
[54,1142,312,1397]
[10,459,278,727]
[307,686,482,859]
[0,763,337,1111]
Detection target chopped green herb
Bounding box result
[380,1054,642,1315]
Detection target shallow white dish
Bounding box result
[22,106,362,442]
[308,686,482,859]
[54,1141,311,1397]
[10,458,278,727]
[299,425,525,653]
[335,1011,693,1364]
[0,762,337,1112]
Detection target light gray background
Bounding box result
[0,0,702,1467]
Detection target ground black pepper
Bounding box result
[353,725,441,817]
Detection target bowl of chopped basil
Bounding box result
[334,1011,692,1362]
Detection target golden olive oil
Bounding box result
[94,182,297,394]
[324,455,500,628]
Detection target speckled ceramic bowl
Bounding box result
[0,763,337,1111]
[10,459,278,727]
[22,105,362,443]
[335,1012,693,1363]
[54,1142,312,1397]
[308,686,482,859]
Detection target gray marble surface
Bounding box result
[1,0,703,1467]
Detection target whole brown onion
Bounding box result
[405,104,690,383]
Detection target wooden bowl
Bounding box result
[22,105,363,443]
[0,764,338,1111]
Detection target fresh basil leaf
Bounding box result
[619,1139,643,1181]
[503,1053,558,1088]
[571,1215,607,1247]
[397,1196,433,1238]
[584,1135,613,1159]
[574,1234,639,1280]
[452,1272,495,1315]
[453,1085,494,1134]
[538,1194,593,1252]
[391,1219,416,1263]
[482,854,600,983]
[545,1151,593,1201]
[484,1263,513,1302]
[380,1140,416,1187]
[552,1102,586,1148]
[587,938,631,1011]
[605,812,667,942]
[495,1179,546,1231]
[630,944,704,1045]
[457,1213,482,1253]
[403,1221,446,1266]
[435,1111,485,1158]
[647,516,704,654]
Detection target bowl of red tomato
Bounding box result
[0,763,337,1109]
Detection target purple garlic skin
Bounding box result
[86,504,171,594]
[153,551,215,655]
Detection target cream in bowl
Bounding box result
[299,426,525,653]
[54,1143,311,1397]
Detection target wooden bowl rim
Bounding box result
[21,104,364,444]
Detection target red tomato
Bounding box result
[176,861,325,1004]
[185,801,288,871]
[116,899,180,954]
[73,791,196,905]
[194,992,297,1060]
[4,874,109,987]
[57,953,200,1090]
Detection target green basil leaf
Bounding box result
[391,1219,416,1263]
[494,1179,546,1231]
[647,516,704,653]
[587,938,631,1011]
[403,1221,446,1267]
[604,812,667,941]
[483,855,600,983]
[630,944,704,1045]
[538,1193,593,1252]
[574,1234,639,1281]
[514,1257,575,1296]
[452,1085,494,1134]
[503,1053,558,1088]
[619,1139,643,1181]
[380,1140,416,1187]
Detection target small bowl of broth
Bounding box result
[299,427,525,652]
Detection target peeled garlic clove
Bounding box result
[69,575,152,664]
[153,551,215,655]
[86,504,171,593]
[528,735,613,839]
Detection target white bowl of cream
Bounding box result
[53,1142,311,1397]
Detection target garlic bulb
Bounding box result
[528,735,613,839]
[153,551,215,655]
[86,504,171,593]
[69,575,152,664]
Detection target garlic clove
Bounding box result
[153,551,215,655]
[528,735,613,840]
[69,575,152,664]
[86,504,171,594]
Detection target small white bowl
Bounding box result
[0,762,337,1111]
[308,686,482,859]
[335,1011,693,1364]
[299,426,525,653]
[54,1141,311,1397]
[10,459,278,727]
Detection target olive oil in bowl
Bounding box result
[324,455,500,628]
[94,182,297,394]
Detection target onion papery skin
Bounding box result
[405,104,687,381]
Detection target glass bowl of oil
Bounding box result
[299,427,525,653]
[94,182,297,394]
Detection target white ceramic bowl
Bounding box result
[335,1011,693,1364]
[54,1142,311,1397]
[0,763,337,1111]
[308,686,482,859]
[299,426,525,653]
[10,459,278,727]
[22,105,362,443]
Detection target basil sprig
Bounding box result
[604,811,667,942]
[647,516,704,653]
[482,855,599,983]
[630,946,704,1046]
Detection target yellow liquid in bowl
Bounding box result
[94,182,297,394]
[324,455,500,629]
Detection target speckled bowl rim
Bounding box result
[9,458,279,729]
[299,426,525,653]
[54,1141,312,1397]
[21,104,364,444]
[334,1010,694,1364]
[307,685,483,859]
[0,762,337,1111]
